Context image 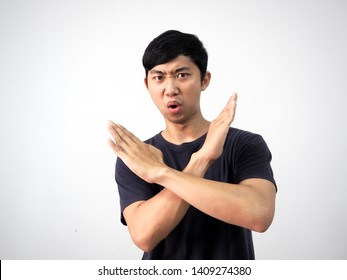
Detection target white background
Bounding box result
[1,0,346,259]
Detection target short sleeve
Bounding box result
[115,157,157,225]
[234,133,276,189]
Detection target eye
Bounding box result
[177,73,190,79]
[153,75,163,81]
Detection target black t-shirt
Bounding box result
[115,127,276,260]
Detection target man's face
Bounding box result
[145,55,210,125]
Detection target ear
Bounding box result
[144,77,149,90]
[201,71,211,91]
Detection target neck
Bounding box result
[162,118,210,145]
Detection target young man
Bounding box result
[108,30,276,259]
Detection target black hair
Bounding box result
[142,30,208,82]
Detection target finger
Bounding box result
[116,124,143,145]
[223,93,237,122]
[108,122,123,143]
[108,122,146,159]
[231,92,238,102]
[215,93,238,126]
[226,92,237,112]
[107,121,131,155]
[108,121,139,145]
[228,92,237,119]
[108,121,134,145]
[108,138,123,155]
[230,92,237,112]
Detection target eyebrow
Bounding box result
[149,66,191,75]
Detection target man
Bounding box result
[108,30,276,259]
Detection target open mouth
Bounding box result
[167,101,181,114]
[169,104,178,109]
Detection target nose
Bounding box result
[164,77,179,97]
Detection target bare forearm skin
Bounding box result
[155,152,276,233]
[123,152,213,252]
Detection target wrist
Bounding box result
[186,152,213,177]
[154,165,172,185]
[154,151,214,186]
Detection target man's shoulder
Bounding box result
[225,127,268,153]
[227,127,262,141]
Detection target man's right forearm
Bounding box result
[124,152,212,252]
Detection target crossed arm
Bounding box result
[108,94,276,252]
